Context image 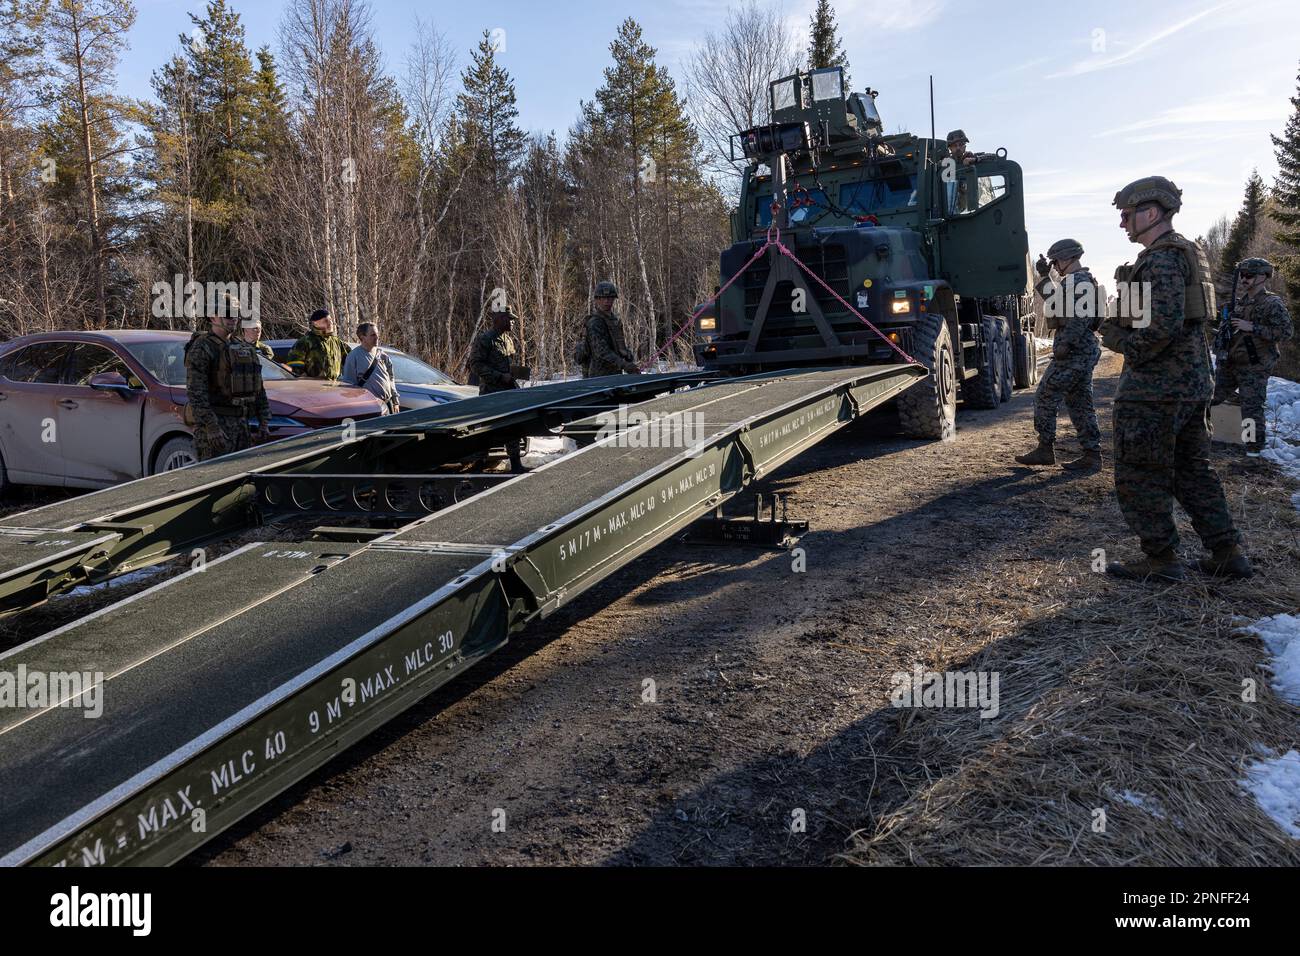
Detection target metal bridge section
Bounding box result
[0,373,706,612]
[0,364,922,867]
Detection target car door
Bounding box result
[57,342,148,486]
[0,342,73,486]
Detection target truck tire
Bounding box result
[897,314,957,440]
[965,316,1002,409]
[1013,329,1039,388]
[997,318,1014,403]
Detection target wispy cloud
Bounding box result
[839,0,945,34]
[1096,88,1284,137]
[1046,3,1229,79]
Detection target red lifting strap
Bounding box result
[641,225,922,371]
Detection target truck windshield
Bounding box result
[841,176,917,215]
[755,188,829,227]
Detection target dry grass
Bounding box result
[841,455,1300,866]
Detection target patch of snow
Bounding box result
[1116,789,1167,820]
[1244,614,1300,705]
[522,436,577,468]
[54,565,167,601]
[1241,751,1300,839]
[1261,376,1300,487]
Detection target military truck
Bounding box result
[694,67,1038,438]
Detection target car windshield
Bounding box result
[386,351,457,386]
[124,339,291,386]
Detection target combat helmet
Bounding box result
[1236,257,1274,277]
[594,280,619,299]
[1112,176,1182,213]
[1047,238,1084,261]
[945,129,968,146]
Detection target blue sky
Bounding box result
[121,0,1300,282]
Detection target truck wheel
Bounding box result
[998,318,1014,403]
[897,314,957,440]
[965,316,1002,409]
[1013,329,1038,388]
[150,436,198,474]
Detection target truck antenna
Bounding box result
[929,74,936,142]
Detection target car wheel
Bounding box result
[151,436,198,474]
[0,449,9,498]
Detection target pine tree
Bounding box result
[1271,60,1300,313]
[1218,169,1265,287]
[44,0,139,327]
[808,0,849,85]
[456,31,525,192]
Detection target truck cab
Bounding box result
[696,67,1038,438]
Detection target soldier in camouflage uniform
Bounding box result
[1016,239,1102,471]
[239,316,276,362]
[582,281,639,377]
[1101,176,1249,582]
[184,313,270,462]
[468,307,528,473]
[1212,257,1294,456]
[287,309,346,379]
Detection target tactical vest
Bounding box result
[226,339,263,405]
[1111,233,1215,327]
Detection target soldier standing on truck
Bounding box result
[468,307,528,473]
[1101,175,1250,582]
[287,309,346,380]
[1016,239,1102,471]
[1212,257,1294,458]
[581,281,639,377]
[945,130,980,167]
[184,311,270,462]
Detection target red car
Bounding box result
[0,330,383,490]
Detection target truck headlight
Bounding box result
[698,316,717,331]
[890,300,912,315]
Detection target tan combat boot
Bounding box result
[1196,544,1253,580]
[1062,449,1102,472]
[1106,550,1186,582]
[1015,441,1055,466]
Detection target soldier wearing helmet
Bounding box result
[944,130,978,167]
[1212,256,1294,457]
[1016,238,1102,471]
[580,281,638,377]
[1100,176,1249,581]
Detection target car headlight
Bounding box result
[265,416,305,428]
[697,316,717,331]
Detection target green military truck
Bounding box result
[694,67,1039,438]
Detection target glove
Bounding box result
[198,422,230,457]
[1035,254,1051,278]
[622,361,640,374]
[254,424,271,443]
[1100,322,1127,354]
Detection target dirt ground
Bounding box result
[167,353,1293,866]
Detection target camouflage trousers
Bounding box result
[195,414,251,462]
[1034,358,1100,451]
[1212,358,1272,451]
[1113,401,1239,558]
